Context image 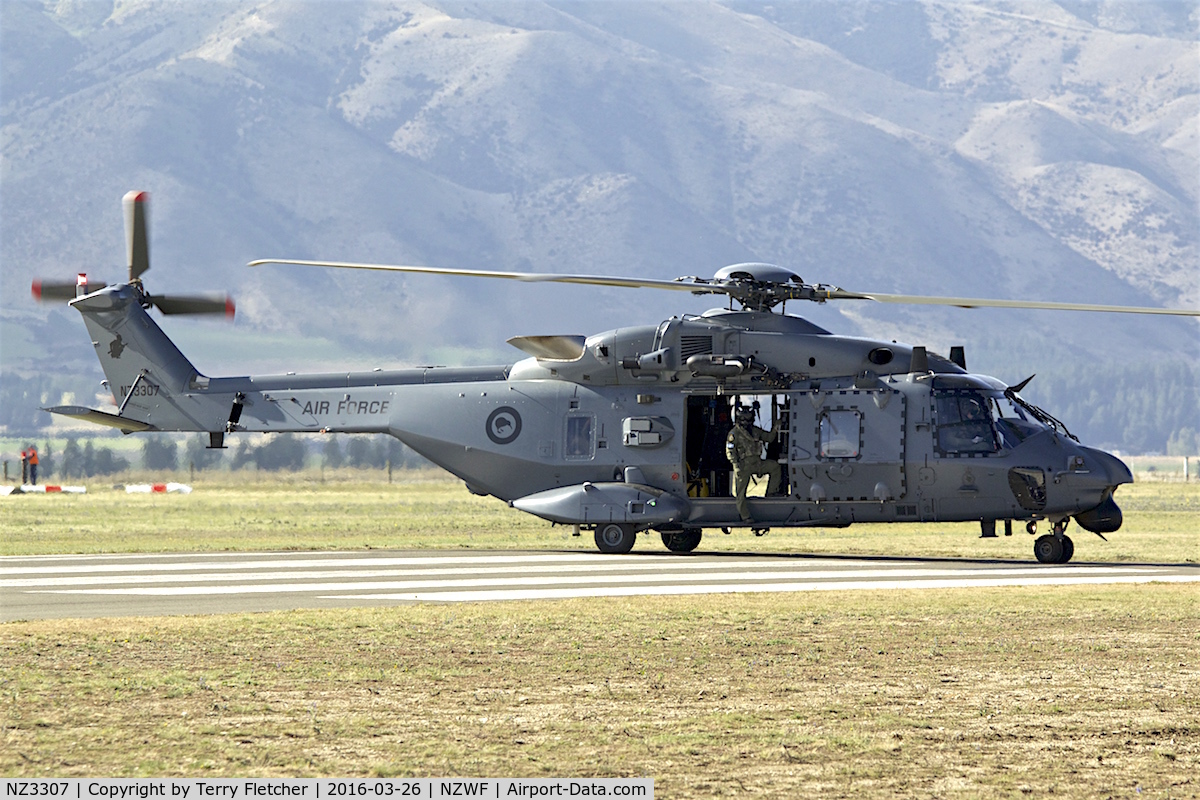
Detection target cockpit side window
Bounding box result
[934,390,998,455]
[988,391,1049,449]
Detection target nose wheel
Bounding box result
[1033,520,1074,564]
[595,522,637,554]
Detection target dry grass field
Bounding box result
[1,470,1196,563]
[2,588,1197,796]
[2,472,1197,795]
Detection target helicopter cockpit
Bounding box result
[933,390,998,454]
[933,386,1062,456]
[988,391,1055,448]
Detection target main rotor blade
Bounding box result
[149,293,236,317]
[248,258,1200,317]
[248,259,705,292]
[827,289,1200,317]
[123,190,150,282]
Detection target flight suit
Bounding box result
[726,421,782,522]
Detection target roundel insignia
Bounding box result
[485,406,522,445]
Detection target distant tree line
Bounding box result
[227,433,426,472]
[316,434,425,470]
[6,363,1197,472]
[231,435,306,471]
[58,439,128,478]
[1,371,105,432]
[1020,362,1199,454]
[8,433,427,479]
[1166,427,1200,457]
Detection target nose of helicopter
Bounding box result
[1081,446,1134,488]
[1072,446,1133,534]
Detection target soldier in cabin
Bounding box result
[726,405,783,522]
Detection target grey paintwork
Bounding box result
[512,482,690,527]
[52,280,1132,560]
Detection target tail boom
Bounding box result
[63,284,507,441]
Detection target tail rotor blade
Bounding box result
[33,279,83,302]
[32,277,108,302]
[123,190,150,282]
[149,293,235,317]
[36,193,234,317]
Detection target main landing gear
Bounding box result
[594,524,704,554]
[661,529,703,553]
[1031,519,1074,564]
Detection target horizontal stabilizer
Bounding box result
[43,405,156,433]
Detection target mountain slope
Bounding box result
[2,0,1196,449]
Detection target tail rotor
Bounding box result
[32,191,235,318]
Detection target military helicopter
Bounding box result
[33,192,1200,562]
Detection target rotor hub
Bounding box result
[693,262,833,312]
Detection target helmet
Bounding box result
[735,408,755,426]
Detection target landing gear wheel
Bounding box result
[661,529,702,553]
[1059,535,1074,563]
[1034,534,1064,564]
[595,522,637,554]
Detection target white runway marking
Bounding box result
[3,559,820,587]
[3,550,1197,620]
[21,565,1155,594]
[346,573,1200,603]
[0,552,654,576]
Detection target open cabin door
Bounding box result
[788,388,907,503]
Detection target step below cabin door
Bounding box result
[788,388,907,504]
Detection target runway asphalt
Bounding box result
[3,549,1198,621]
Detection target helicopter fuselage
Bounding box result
[57,285,1131,561]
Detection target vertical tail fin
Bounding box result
[70,285,215,431]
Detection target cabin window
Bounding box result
[819,409,860,458]
[564,414,595,459]
[934,390,998,455]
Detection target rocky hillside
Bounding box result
[2,0,1196,449]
